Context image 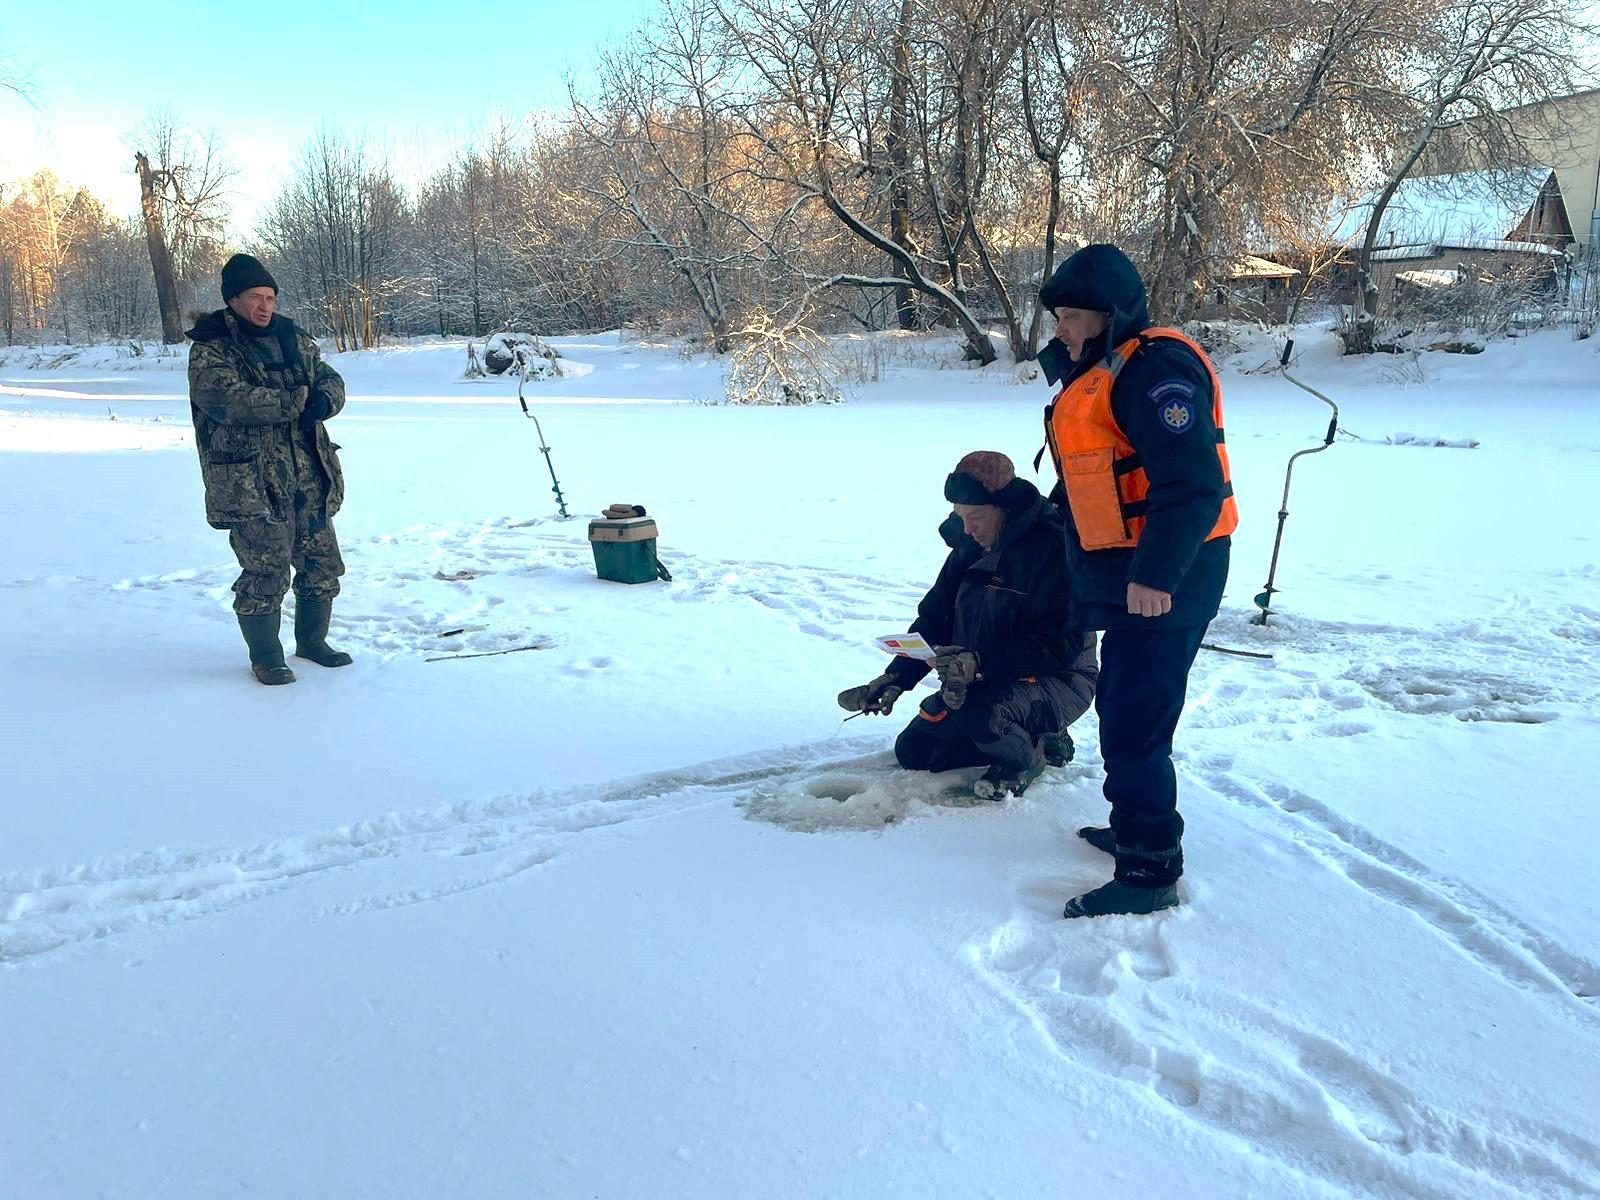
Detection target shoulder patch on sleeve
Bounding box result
[1160,398,1195,432]
[1148,379,1196,404]
[1149,379,1197,432]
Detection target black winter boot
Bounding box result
[1063,879,1179,918]
[294,597,353,667]
[1041,730,1074,767]
[1064,833,1182,918]
[974,757,1046,801]
[237,611,295,685]
[1077,825,1115,855]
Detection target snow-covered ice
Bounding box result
[3,326,1598,1199]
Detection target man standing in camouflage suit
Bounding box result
[187,253,352,685]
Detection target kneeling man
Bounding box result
[838,451,1098,798]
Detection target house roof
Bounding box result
[1495,86,1600,118]
[1332,168,1557,246]
[1394,269,1461,289]
[1229,254,1300,279]
[1371,238,1567,261]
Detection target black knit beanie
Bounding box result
[221,254,278,302]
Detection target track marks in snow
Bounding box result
[1203,599,1600,729]
[1196,766,1600,1017]
[1548,603,1600,646]
[667,555,926,649]
[970,594,1600,1197]
[102,515,581,660]
[1186,669,1379,744]
[100,516,928,663]
[0,743,867,966]
[971,878,1600,1200]
[309,517,583,659]
[1186,604,1600,1016]
[1352,667,1558,724]
[1296,1038,1410,1150]
[315,848,560,918]
[1192,654,1561,731]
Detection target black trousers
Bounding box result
[1096,623,1208,881]
[894,679,1072,775]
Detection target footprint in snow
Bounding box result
[1353,667,1559,723]
[562,655,616,676]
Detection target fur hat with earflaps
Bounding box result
[944,450,1033,509]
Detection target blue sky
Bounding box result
[0,0,654,232]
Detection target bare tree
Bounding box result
[59,191,156,341]
[0,42,34,100]
[0,174,63,342]
[886,0,917,329]
[1017,3,1085,355]
[713,0,1002,363]
[1074,0,1406,324]
[133,151,182,342]
[0,171,133,344]
[1261,193,1359,324]
[410,150,497,337]
[511,121,635,331]
[129,110,234,342]
[259,127,406,349]
[503,118,646,333]
[570,0,791,353]
[11,0,1571,358]
[897,0,1051,360]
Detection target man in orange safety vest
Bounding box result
[1038,244,1237,919]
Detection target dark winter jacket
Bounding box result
[885,480,1099,695]
[186,309,346,530]
[1038,245,1230,629]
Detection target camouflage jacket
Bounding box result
[186,309,347,530]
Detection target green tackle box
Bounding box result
[587,514,663,584]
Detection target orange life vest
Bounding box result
[1044,327,1238,552]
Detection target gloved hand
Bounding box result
[299,389,333,430]
[933,646,980,710]
[837,673,904,716]
[290,384,310,413]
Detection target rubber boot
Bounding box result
[238,611,295,685]
[294,597,353,667]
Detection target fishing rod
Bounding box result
[1252,339,1339,626]
[515,349,572,519]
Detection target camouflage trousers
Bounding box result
[228,479,345,616]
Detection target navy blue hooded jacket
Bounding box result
[1037,244,1230,630]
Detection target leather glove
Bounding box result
[837,673,904,716]
[932,646,980,710]
[299,390,333,430]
